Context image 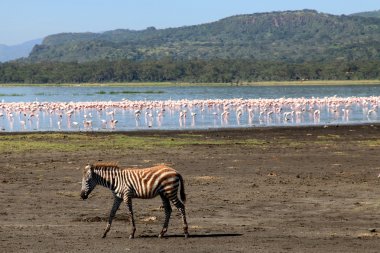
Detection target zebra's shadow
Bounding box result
[138,233,243,238]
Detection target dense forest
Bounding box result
[1,59,379,83]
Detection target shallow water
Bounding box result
[1,85,380,102]
[0,85,379,131]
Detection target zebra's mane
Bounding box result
[92,162,120,170]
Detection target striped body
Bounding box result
[80,163,188,238]
[91,164,185,202]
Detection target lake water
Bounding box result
[0,85,380,131]
[2,85,380,102]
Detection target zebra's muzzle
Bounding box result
[80,191,88,200]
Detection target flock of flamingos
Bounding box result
[0,96,379,131]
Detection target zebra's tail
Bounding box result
[178,174,186,204]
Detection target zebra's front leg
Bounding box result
[158,195,172,238]
[102,196,122,238]
[125,197,136,239]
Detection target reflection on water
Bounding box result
[0,94,379,132]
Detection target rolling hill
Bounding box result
[27,10,380,63]
[351,10,380,18]
[0,38,42,62]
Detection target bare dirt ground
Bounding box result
[2,124,380,252]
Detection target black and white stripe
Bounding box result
[80,163,188,238]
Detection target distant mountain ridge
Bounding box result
[0,38,43,62]
[351,10,380,18]
[27,10,380,63]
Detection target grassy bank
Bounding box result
[1,127,378,154]
[1,80,380,87]
[0,133,267,153]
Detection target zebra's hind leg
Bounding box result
[172,199,189,238]
[125,197,136,239]
[158,194,172,238]
[102,196,122,238]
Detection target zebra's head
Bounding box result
[80,164,96,200]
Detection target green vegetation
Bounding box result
[0,133,268,153]
[358,139,380,147]
[26,10,380,63]
[1,59,380,84]
[1,80,380,87]
[6,132,376,154]
[351,10,380,18]
[2,10,380,84]
[108,90,164,94]
[94,90,107,94]
[317,134,341,140]
[0,93,24,96]
[94,90,164,95]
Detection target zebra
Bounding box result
[80,162,189,239]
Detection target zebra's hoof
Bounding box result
[184,233,189,239]
[129,234,134,239]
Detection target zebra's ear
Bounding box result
[85,164,93,172]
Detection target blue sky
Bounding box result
[1,0,379,45]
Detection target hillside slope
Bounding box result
[0,38,42,62]
[351,10,380,18]
[27,10,380,63]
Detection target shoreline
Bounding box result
[1,122,379,136]
[1,79,380,87]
